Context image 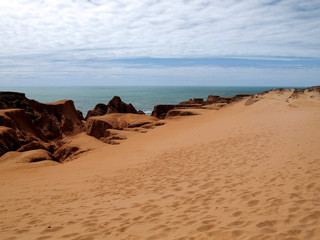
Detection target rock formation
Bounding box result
[152,94,253,119]
[151,105,176,119]
[0,126,21,156]
[0,92,84,160]
[0,92,155,163]
[1,86,318,165]
[85,96,138,120]
[86,113,159,140]
[205,95,231,104]
[179,98,204,105]
[166,109,198,118]
[0,92,83,140]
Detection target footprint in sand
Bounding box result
[256,220,276,228]
[232,211,242,217]
[197,224,215,232]
[248,200,259,207]
[299,211,320,224]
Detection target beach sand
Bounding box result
[0,89,320,240]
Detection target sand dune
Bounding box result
[0,89,320,239]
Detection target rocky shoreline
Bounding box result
[0,86,319,164]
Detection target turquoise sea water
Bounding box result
[1,86,294,116]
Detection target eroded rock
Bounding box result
[86,113,159,139]
[0,126,21,156]
[85,96,137,119]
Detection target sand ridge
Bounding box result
[0,90,320,239]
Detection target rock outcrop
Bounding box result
[166,109,198,118]
[0,149,54,164]
[0,92,84,159]
[86,113,159,139]
[86,96,137,120]
[0,126,21,156]
[0,92,84,141]
[205,95,231,104]
[179,98,204,105]
[151,105,176,119]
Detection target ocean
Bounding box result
[1,86,293,116]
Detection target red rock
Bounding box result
[166,109,197,117]
[86,117,113,139]
[0,126,21,156]
[205,95,232,104]
[151,105,176,119]
[0,92,84,158]
[16,140,50,152]
[179,98,204,105]
[86,113,158,139]
[0,92,84,141]
[0,149,54,163]
[85,96,137,119]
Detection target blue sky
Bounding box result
[0,0,320,86]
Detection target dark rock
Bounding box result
[179,98,204,105]
[230,94,252,102]
[86,118,113,139]
[0,109,45,142]
[0,126,21,156]
[17,140,49,152]
[0,92,83,141]
[86,103,109,119]
[106,96,137,114]
[85,96,138,119]
[0,92,84,157]
[307,86,320,93]
[85,113,159,139]
[166,110,197,117]
[151,105,176,119]
[53,145,80,163]
[205,95,232,104]
[77,110,84,121]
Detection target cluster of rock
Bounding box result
[0,92,84,159]
[2,86,318,164]
[0,92,160,163]
[0,91,253,161]
[151,94,252,119]
[85,96,139,120]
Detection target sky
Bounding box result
[0,0,320,86]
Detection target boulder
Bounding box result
[86,113,158,139]
[106,96,137,114]
[85,96,137,119]
[86,103,109,120]
[86,118,113,139]
[151,105,176,119]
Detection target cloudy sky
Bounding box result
[1,0,320,86]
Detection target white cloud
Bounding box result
[0,0,319,85]
[0,0,319,59]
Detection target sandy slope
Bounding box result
[0,89,320,240]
